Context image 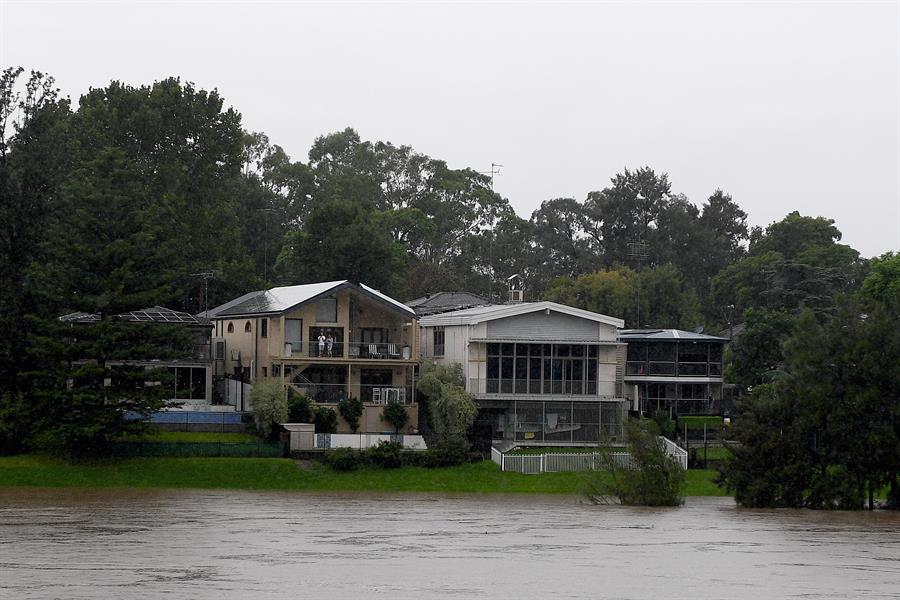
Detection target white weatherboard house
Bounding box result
[418,302,628,446]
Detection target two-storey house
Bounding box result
[207,280,420,434]
[418,302,628,447]
[618,329,727,417]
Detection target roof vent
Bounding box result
[507,274,524,304]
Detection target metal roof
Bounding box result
[59,307,209,326]
[418,301,625,328]
[405,291,491,316]
[59,311,101,323]
[617,329,728,342]
[207,280,415,319]
[118,306,210,325]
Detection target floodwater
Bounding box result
[1,490,899,599]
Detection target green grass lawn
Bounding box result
[690,446,732,461]
[123,431,258,443]
[0,455,728,496]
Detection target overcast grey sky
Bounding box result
[2,0,898,257]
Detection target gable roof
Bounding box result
[207,280,415,319]
[405,291,491,316]
[617,329,729,342]
[418,301,624,328]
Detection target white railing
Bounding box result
[660,436,689,470]
[495,436,683,473]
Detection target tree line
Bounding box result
[1,68,897,505]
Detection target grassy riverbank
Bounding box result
[0,455,728,495]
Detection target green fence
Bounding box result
[109,441,286,458]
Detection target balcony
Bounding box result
[625,361,724,378]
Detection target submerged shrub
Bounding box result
[585,419,686,506]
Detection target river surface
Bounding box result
[1,489,899,599]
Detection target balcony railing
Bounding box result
[288,382,415,405]
[284,342,411,360]
[625,361,724,378]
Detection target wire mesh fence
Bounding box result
[108,441,286,458]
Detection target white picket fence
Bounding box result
[496,436,687,474]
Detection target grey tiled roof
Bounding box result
[405,291,490,316]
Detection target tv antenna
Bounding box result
[190,271,216,318]
[479,162,504,190]
[627,192,651,327]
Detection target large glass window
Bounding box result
[479,343,607,396]
[433,327,445,356]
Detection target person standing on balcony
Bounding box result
[317,331,326,357]
[325,332,334,357]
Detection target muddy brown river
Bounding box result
[1,489,898,599]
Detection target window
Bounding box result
[215,341,224,360]
[433,327,445,356]
[227,322,234,333]
[244,321,251,333]
[262,366,267,377]
[272,365,280,377]
[260,318,268,338]
[285,319,303,350]
[316,297,338,322]
[167,366,207,400]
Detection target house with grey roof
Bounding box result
[618,329,728,416]
[207,280,421,433]
[418,301,628,446]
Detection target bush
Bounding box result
[325,447,362,471]
[425,438,470,467]
[287,392,312,423]
[314,407,338,433]
[381,400,408,433]
[367,440,403,469]
[652,410,676,438]
[586,419,686,506]
[338,396,364,432]
[250,380,288,440]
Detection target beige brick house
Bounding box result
[207,281,419,434]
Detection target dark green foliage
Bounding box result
[586,419,686,506]
[652,410,676,438]
[338,396,364,433]
[287,392,312,423]
[314,407,337,434]
[324,447,362,471]
[425,438,471,467]
[724,298,900,509]
[0,392,33,454]
[418,360,476,447]
[277,198,405,293]
[367,440,403,469]
[381,400,408,433]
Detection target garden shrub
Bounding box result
[325,447,362,471]
[287,392,312,423]
[367,440,403,469]
[314,407,337,433]
[425,438,470,467]
[338,396,364,432]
